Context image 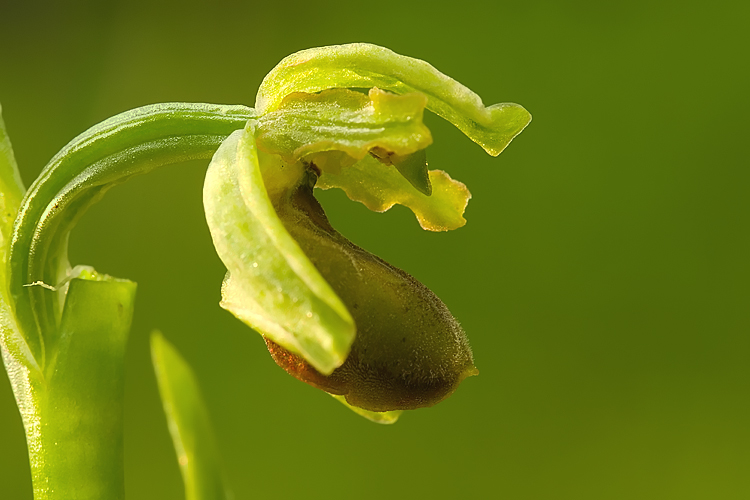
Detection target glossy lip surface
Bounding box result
[265,177,477,413]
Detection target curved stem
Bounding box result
[6,103,253,368]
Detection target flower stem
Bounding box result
[26,278,136,500]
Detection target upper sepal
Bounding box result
[0,103,25,249]
[0,102,35,374]
[255,43,531,156]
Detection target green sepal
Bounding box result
[255,43,531,156]
[151,332,232,500]
[203,123,355,374]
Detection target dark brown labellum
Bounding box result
[267,173,478,412]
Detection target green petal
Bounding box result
[151,332,232,500]
[329,394,402,424]
[203,124,355,374]
[316,155,471,232]
[256,43,531,156]
[256,88,432,164]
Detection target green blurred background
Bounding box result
[1,0,749,498]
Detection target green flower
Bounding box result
[0,42,531,500]
[203,43,531,421]
[0,42,531,499]
[3,43,530,431]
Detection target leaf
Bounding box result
[203,124,355,374]
[0,102,34,375]
[255,43,531,156]
[34,276,136,499]
[151,332,232,500]
[316,155,471,232]
[0,102,25,253]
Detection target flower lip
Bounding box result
[266,173,478,412]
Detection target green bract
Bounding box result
[0,43,530,498]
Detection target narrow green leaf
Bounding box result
[317,155,471,232]
[255,43,531,156]
[151,332,232,500]
[0,102,25,251]
[203,124,355,374]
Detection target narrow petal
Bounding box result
[316,155,471,232]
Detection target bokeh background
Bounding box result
[2,0,749,498]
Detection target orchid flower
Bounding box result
[0,43,530,498]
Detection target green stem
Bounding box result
[3,102,250,498]
[6,102,253,368]
[27,277,136,500]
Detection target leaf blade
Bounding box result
[0,102,25,235]
[0,102,35,374]
[151,332,232,500]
